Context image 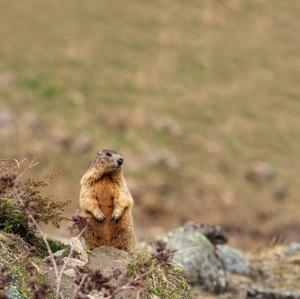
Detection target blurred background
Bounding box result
[0,0,299,249]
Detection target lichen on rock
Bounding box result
[160,222,227,293]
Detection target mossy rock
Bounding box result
[160,222,227,293]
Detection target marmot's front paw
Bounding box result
[111,211,122,223]
[96,213,105,223]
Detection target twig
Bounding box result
[56,226,87,299]
[72,274,88,299]
[15,158,39,181]
[1,158,27,175]
[28,215,59,280]
[0,157,25,168]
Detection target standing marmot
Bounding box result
[79,149,135,251]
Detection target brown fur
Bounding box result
[79,149,135,251]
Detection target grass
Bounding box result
[0,232,50,298]
[0,0,299,247]
[35,238,70,258]
[127,251,191,299]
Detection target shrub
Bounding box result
[0,161,69,245]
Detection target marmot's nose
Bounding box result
[117,158,124,166]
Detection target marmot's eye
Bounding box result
[106,152,112,157]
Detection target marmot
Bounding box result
[79,149,135,251]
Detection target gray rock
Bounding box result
[70,236,89,263]
[246,161,277,182]
[284,242,300,257]
[185,222,228,245]
[63,268,76,278]
[51,247,138,299]
[53,249,66,258]
[160,222,227,293]
[63,257,87,268]
[217,245,251,276]
[88,246,132,272]
[246,287,300,299]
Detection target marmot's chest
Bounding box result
[93,177,119,217]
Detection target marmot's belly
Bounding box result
[97,196,114,217]
[84,211,131,249]
[99,203,114,217]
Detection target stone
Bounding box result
[284,242,300,257]
[246,287,300,299]
[52,249,66,258]
[70,237,89,263]
[185,222,228,245]
[217,245,251,276]
[246,161,277,182]
[63,268,76,278]
[63,257,87,268]
[160,222,227,293]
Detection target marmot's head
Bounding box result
[91,149,124,174]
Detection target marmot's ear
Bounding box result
[97,150,101,156]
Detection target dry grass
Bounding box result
[0,0,299,248]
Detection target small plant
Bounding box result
[25,259,50,299]
[127,242,191,299]
[35,238,70,258]
[0,160,69,245]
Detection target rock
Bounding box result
[52,249,66,258]
[160,222,227,293]
[50,246,190,299]
[63,257,87,268]
[53,247,137,299]
[246,287,300,299]
[88,246,132,273]
[63,268,76,278]
[246,161,277,182]
[284,242,300,257]
[185,222,228,245]
[217,245,251,276]
[70,237,89,263]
